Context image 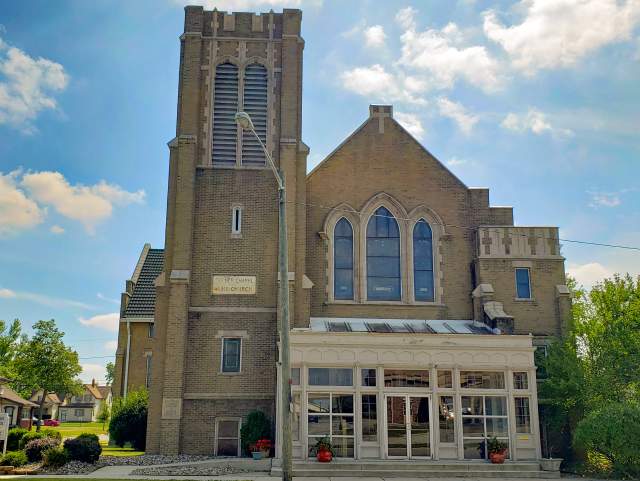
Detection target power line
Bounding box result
[286,200,640,252]
[78,355,116,360]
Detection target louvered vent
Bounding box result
[242,64,268,165]
[212,62,239,165]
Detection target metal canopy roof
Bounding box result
[309,318,498,335]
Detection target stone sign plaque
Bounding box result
[212,275,256,295]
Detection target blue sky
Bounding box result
[1,0,639,383]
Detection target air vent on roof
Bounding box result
[242,64,268,166]
[212,62,239,165]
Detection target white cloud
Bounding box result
[79,312,119,332]
[97,292,120,305]
[567,262,615,290]
[501,109,573,137]
[0,36,69,133]
[50,224,64,234]
[364,25,386,48]
[79,363,107,384]
[0,287,93,309]
[484,0,640,74]
[588,191,623,208]
[397,9,503,93]
[104,340,118,352]
[447,157,467,166]
[21,171,145,234]
[395,112,425,140]
[0,288,16,298]
[437,97,478,134]
[340,64,427,105]
[0,170,45,236]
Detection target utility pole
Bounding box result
[235,112,292,481]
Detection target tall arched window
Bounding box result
[212,62,239,164]
[413,219,434,302]
[242,63,268,165]
[367,207,401,300]
[334,218,353,300]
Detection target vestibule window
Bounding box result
[515,397,531,433]
[361,394,378,441]
[334,218,354,300]
[460,371,505,389]
[366,207,401,300]
[308,393,354,457]
[413,219,434,301]
[462,395,509,459]
[308,368,353,386]
[439,395,455,443]
[384,369,430,388]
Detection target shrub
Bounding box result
[109,388,148,451]
[76,432,99,443]
[7,427,28,451]
[63,436,102,464]
[0,450,27,467]
[240,410,271,455]
[574,402,640,479]
[19,430,44,449]
[40,428,62,441]
[42,446,68,468]
[25,437,60,462]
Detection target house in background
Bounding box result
[58,380,112,422]
[29,390,62,420]
[0,378,37,428]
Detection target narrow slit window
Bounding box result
[232,206,242,235]
[334,217,354,300]
[413,219,434,301]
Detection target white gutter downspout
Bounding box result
[123,317,131,399]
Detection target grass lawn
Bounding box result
[100,444,144,457]
[43,421,107,438]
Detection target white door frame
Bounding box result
[384,394,433,460]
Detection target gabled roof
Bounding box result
[0,383,38,407]
[29,391,62,405]
[97,386,111,398]
[85,383,103,400]
[306,104,468,190]
[123,247,164,319]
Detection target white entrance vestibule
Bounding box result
[385,394,432,459]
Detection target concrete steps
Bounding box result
[271,460,560,478]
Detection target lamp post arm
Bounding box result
[248,128,284,191]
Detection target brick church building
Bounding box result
[113,6,570,470]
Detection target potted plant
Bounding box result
[256,438,272,458]
[312,436,334,463]
[249,443,263,460]
[487,437,508,464]
[240,410,271,457]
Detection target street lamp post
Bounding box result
[235,112,292,481]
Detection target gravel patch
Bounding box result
[131,463,247,476]
[42,454,217,475]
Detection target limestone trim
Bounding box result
[183,392,275,399]
[188,306,276,313]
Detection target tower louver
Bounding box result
[242,63,268,165]
[212,62,239,164]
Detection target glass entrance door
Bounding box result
[386,395,432,459]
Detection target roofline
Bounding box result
[305,112,469,191]
[130,243,151,284]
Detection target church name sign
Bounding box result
[211,275,256,295]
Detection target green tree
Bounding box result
[0,319,22,378]
[105,361,115,386]
[13,320,83,431]
[97,402,111,430]
[540,274,640,475]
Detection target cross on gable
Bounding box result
[369,105,393,134]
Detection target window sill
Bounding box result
[326,300,447,307]
[514,298,535,302]
[220,371,243,376]
[201,164,269,170]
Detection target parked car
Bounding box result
[44,419,60,427]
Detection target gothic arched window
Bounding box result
[413,219,434,302]
[212,62,239,164]
[334,218,354,300]
[242,63,268,165]
[366,207,401,300]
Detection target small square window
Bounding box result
[438,370,453,388]
[515,268,531,299]
[513,372,529,390]
[361,368,377,387]
[222,338,241,373]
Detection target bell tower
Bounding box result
[146,6,307,455]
